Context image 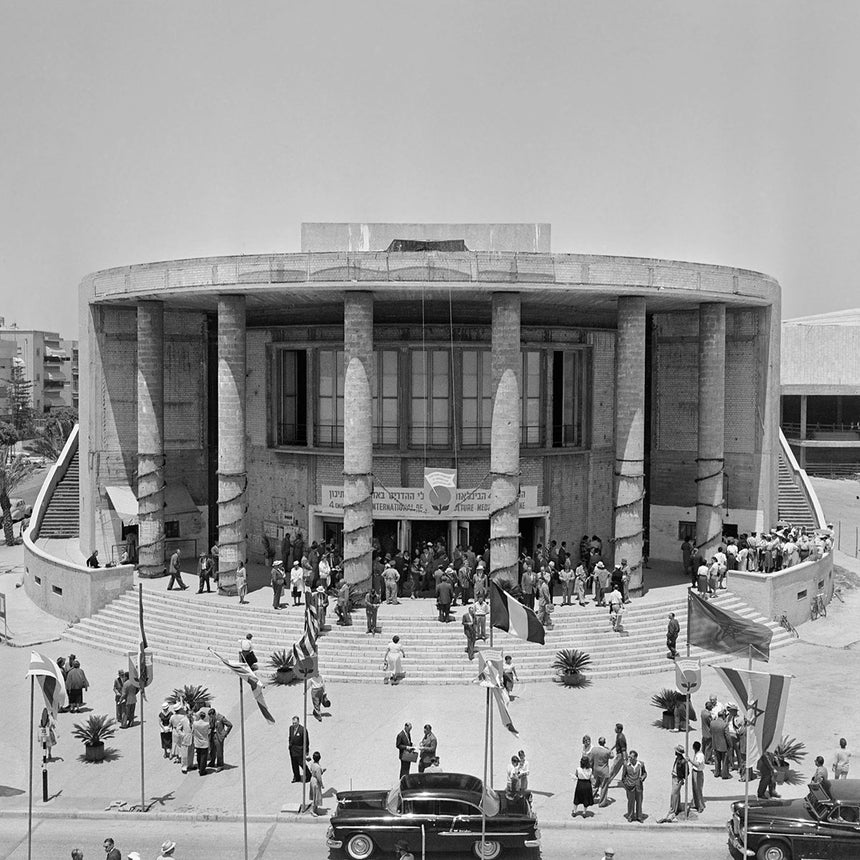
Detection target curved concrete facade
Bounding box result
[78,225,781,596]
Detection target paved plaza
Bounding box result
[1,502,860,857]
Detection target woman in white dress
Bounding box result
[383,635,406,685]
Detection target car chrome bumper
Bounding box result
[726,822,753,857]
[326,838,343,849]
[524,838,541,848]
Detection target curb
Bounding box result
[0,808,727,831]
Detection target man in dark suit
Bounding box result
[396,722,414,779]
[710,710,730,779]
[436,578,453,622]
[288,716,309,782]
[418,724,437,774]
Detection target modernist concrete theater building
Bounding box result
[77,223,782,595]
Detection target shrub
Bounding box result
[551,649,592,687]
[166,685,213,714]
[650,688,697,720]
[71,714,117,746]
[774,735,807,765]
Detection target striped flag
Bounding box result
[490,582,545,645]
[26,651,66,716]
[474,649,518,735]
[714,666,792,763]
[687,589,773,660]
[210,648,276,724]
[290,597,320,665]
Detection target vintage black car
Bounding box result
[327,772,540,859]
[727,779,860,859]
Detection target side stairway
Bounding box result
[778,452,817,530]
[38,450,80,538]
[63,588,796,684]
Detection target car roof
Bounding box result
[400,773,485,795]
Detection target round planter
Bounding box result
[560,672,584,687]
[662,711,673,730]
[85,741,105,762]
[774,765,790,785]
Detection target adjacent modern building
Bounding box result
[0,340,17,420]
[78,223,782,592]
[781,308,860,475]
[0,321,79,414]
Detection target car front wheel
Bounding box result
[756,841,792,860]
[472,839,502,859]
[345,833,375,860]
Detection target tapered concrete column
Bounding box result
[696,303,726,560]
[343,292,374,588]
[218,296,247,586]
[490,293,521,589]
[137,301,165,578]
[613,297,646,594]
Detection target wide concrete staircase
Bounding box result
[38,450,80,538]
[777,453,817,530]
[63,588,796,684]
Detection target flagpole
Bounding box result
[239,677,249,860]
[481,684,489,857]
[488,594,494,789]
[301,675,308,814]
[685,590,690,819]
[139,690,145,812]
[743,645,752,860]
[27,675,34,860]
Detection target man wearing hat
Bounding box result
[600,850,616,860]
[156,841,176,860]
[594,561,610,606]
[657,745,688,822]
[270,561,286,610]
[191,709,211,776]
[196,551,213,594]
[383,561,400,605]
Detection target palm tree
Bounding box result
[0,447,33,545]
[30,412,77,463]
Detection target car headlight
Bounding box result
[326,826,334,839]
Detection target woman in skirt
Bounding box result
[307,751,326,816]
[158,702,173,758]
[572,755,595,817]
[383,635,406,684]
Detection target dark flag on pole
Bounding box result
[687,588,773,660]
[490,582,545,645]
[137,584,149,699]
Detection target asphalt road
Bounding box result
[0,818,732,859]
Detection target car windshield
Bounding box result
[385,785,401,815]
[806,790,829,819]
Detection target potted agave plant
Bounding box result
[166,685,213,714]
[72,714,117,762]
[551,649,592,687]
[773,735,807,785]
[268,649,297,685]
[650,688,697,730]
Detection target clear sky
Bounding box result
[2,0,859,336]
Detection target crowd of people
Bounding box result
[67,837,177,859]
[681,521,834,597]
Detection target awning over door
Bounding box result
[105,485,139,524]
[105,483,199,524]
